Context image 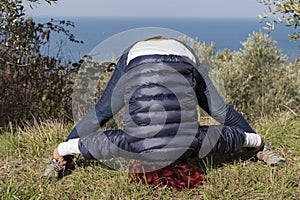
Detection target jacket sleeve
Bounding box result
[194,66,255,133]
[65,54,127,141]
[197,125,246,157]
[78,129,138,160]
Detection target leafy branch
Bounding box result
[257,0,300,43]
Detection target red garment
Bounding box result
[129,161,205,190]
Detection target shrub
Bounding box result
[0,0,81,128]
[215,32,299,119]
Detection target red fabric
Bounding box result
[129,162,205,190]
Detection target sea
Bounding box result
[35,17,299,62]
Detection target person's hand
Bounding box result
[52,147,67,178]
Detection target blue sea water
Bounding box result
[36,17,299,62]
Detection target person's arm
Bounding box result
[194,66,255,133]
[66,54,127,141]
[56,129,134,160]
[51,129,131,178]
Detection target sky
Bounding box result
[24,0,266,18]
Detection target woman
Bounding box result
[48,36,285,189]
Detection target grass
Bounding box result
[0,113,299,200]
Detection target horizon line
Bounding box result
[28,15,260,20]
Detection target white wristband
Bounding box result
[243,133,262,147]
[57,138,81,156]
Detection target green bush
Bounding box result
[215,32,299,119]
[0,0,81,128]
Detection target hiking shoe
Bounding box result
[256,145,286,167]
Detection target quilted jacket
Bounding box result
[77,42,250,162]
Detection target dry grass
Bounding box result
[0,113,299,200]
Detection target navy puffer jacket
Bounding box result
[122,55,199,162]
[76,39,252,162]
